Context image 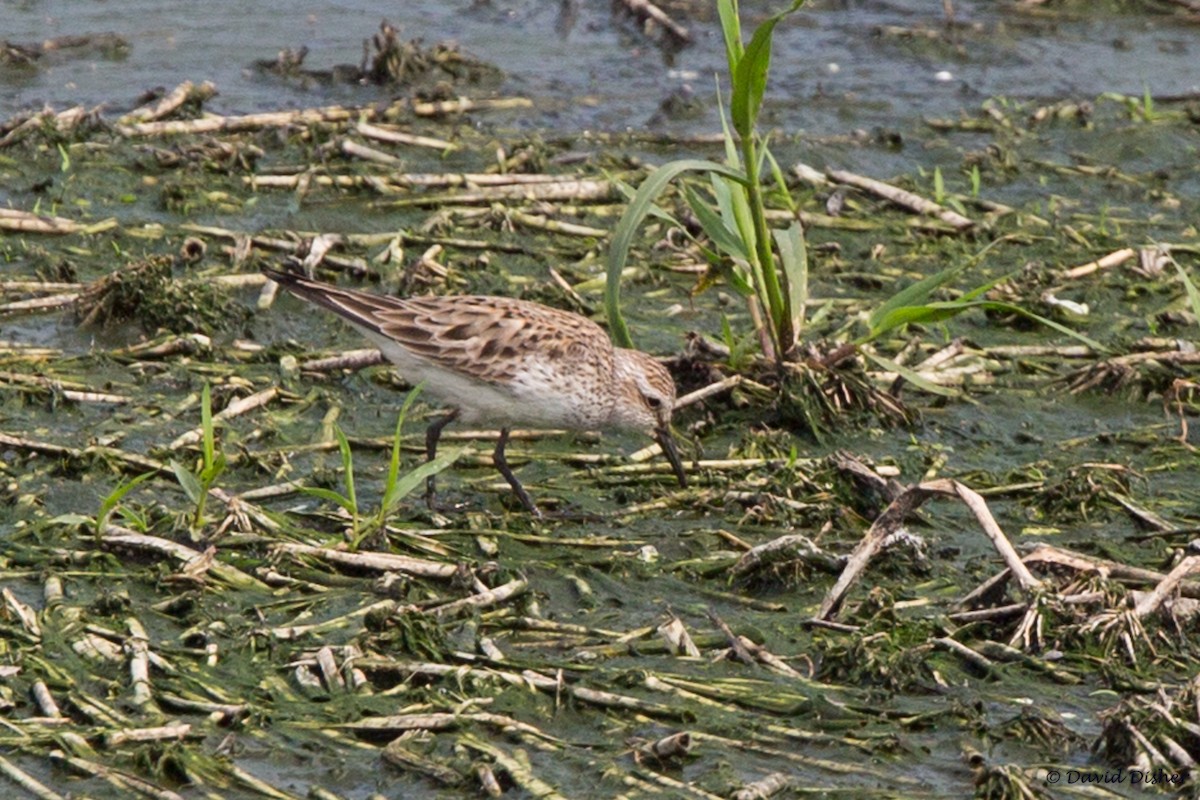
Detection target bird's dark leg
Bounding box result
[492,428,542,518]
[424,408,460,509]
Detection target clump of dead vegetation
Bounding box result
[75,255,248,334]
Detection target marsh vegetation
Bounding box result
[1,2,1199,798]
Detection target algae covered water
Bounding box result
[2,1,1200,798]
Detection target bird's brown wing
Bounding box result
[265,270,611,385]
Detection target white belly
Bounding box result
[368,335,611,430]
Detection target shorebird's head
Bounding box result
[612,350,688,488]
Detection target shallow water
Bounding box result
[4,0,1197,136]
[2,2,1200,799]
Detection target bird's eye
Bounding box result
[646,396,663,409]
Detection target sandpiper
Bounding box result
[263,268,687,516]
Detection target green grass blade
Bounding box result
[607,158,746,348]
[382,447,465,515]
[612,176,681,226]
[730,1,805,137]
[731,17,779,138]
[765,147,798,213]
[716,78,742,169]
[711,172,762,307]
[773,220,808,345]
[334,425,357,517]
[712,74,765,302]
[717,0,744,72]
[199,453,227,485]
[201,383,215,468]
[684,184,751,261]
[867,304,966,335]
[868,264,966,330]
[979,301,1107,351]
[860,350,960,397]
[171,460,203,505]
[863,299,1107,352]
[1173,260,1200,322]
[300,486,359,517]
[383,385,424,508]
[712,173,755,252]
[96,471,156,536]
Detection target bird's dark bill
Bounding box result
[655,427,688,488]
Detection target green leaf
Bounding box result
[333,425,357,516]
[199,453,227,486]
[300,486,359,517]
[865,299,1107,352]
[382,446,465,514]
[773,220,808,345]
[715,79,743,169]
[868,303,968,336]
[980,301,1107,352]
[729,1,806,138]
[97,471,156,527]
[201,383,216,467]
[765,147,797,213]
[717,0,744,74]
[713,75,769,305]
[607,159,746,348]
[868,264,966,331]
[722,260,757,297]
[860,350,960,398]
[711,173,757,261]
[612,176,680,226]
[383,385,424,503]
[51,513,94,527]
[1173,260,1200,323]
[171,460,203,505]
[684,184,751,261]
[694,242,755,298]
[731,16,779,138]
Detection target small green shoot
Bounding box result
[302,425,361,543]
[170,383,227,532]
[301,387,463,550]
[720,314,758,372]
[1174,260,1200,324]
[95,470,156,540]
[372,388,463,545]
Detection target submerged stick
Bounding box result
[458,734,569,800]
[272,542,458,579]
[817,478,1038,621]
[355,121,458,151]
[617,0,692,43]
[0,754,67,800]
[101,525,268,590]
[1061,247,1136,280]
[118,80,217,125]
[168,387,278,449]
[1134,555,1200,619]
[825,167,975,231]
